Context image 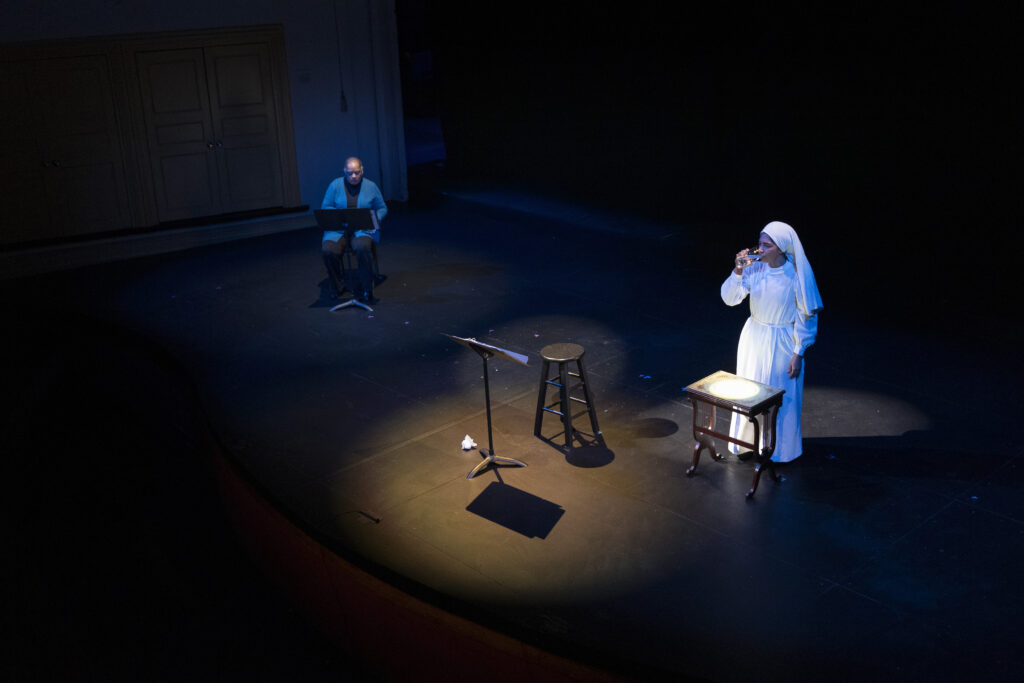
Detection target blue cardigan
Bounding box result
[321,177,387,243]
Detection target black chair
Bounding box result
[332,240,384,286]
[316,208,386,309]
[328,240,386,312]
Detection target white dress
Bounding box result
[720,260,818,462]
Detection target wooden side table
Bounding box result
[683,370,785,498]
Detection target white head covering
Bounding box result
[762,221,823,314]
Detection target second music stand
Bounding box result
[444,334,530,479]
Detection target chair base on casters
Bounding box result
[466,449,528,479]
[325,240,384,313]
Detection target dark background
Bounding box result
[397,2,1019,326]
[4,5,1019,679]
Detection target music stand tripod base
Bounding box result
[466,449,527,479]
[330,298,373,313]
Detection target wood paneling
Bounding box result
[0,26,300,247]
[0,53,130,245]
[135,41,286,222]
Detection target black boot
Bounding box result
[355,246,376,303]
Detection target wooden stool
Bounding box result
[534,343,604,449]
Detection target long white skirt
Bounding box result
[728,317,803,462]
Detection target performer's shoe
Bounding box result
[735,450,755,462]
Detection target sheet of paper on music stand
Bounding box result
[444,335,529,366]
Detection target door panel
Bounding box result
[0,62,49,244]
[159,152,218,213]
[222,145,278,203]
[51,161,128,236]
[206,43,283,212]
[136,48,221,221]
[0,54,130,244]
[34,55,131,237]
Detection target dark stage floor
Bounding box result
[4,189,1022,681]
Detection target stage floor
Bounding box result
[5,193,1022,681]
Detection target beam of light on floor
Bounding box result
[802,386,931,439]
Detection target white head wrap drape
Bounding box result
[762,221,823,315]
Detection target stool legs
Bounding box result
[574,356,604,446]
[557,359,572,447]
[534,359,551,437]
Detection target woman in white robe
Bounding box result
[720,221,823,463]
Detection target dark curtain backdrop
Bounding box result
[412,3,1017,320]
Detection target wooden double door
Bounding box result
[0,53,131,245]
[135,42,286,222]
[0,26,299,247]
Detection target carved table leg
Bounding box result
[746,404,784,498]
[687,400,718,476]
[687,440,705,477]
[746,449,776,498]
[708,402,724,462]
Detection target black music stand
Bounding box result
[444,334,530,479]
[314,208,379,234]
[315,208,380,312]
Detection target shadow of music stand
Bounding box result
[444,334,530,479]
[314,208,379,313]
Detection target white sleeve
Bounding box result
[721,271,748,306]
[794,310,818,356]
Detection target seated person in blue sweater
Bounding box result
[321,156,387,303]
